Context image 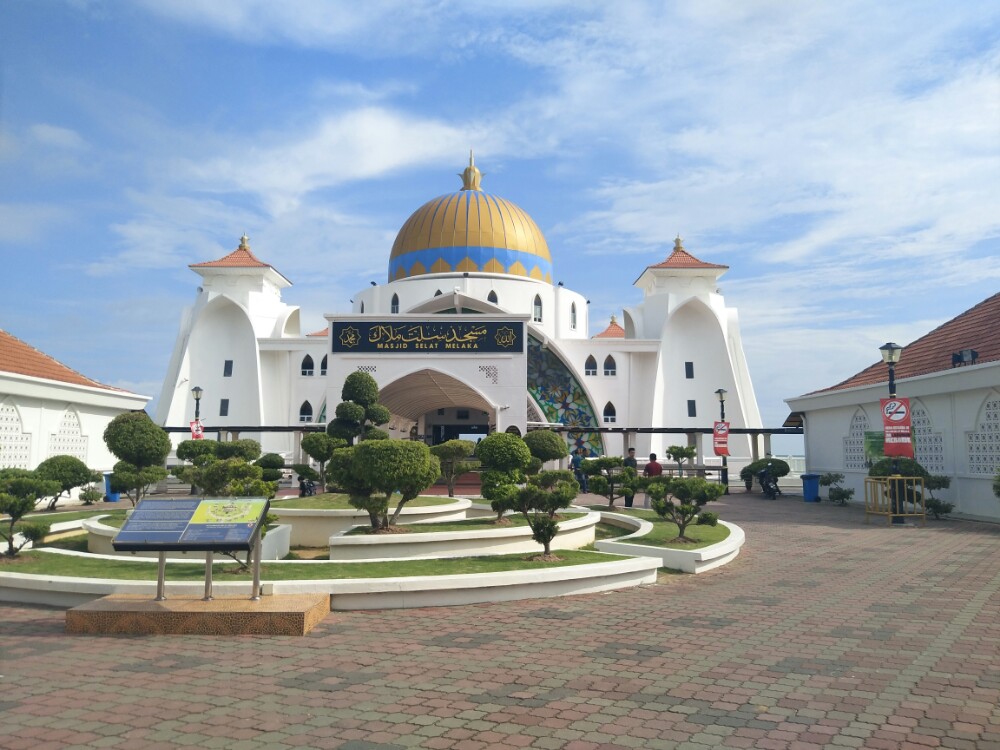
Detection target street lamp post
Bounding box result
[191,386,203,421]
[878,343,904,524]
[715,388,729,494]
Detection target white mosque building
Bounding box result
[155,156,763,466]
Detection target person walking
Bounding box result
[641,453,663,508]
[571,447,589,493]
[623,447,637,507]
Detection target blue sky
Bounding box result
[2,1,998,454]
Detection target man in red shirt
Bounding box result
[643,453,663,478]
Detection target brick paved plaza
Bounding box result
[2,495,998,749]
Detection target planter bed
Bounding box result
[328,511,599,561]
[594,512,745,573]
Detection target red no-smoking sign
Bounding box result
[713,421,730,456]
[880,398,913,458]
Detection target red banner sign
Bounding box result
[713,421,730,456]
[190,420,204,440]
[880,398,913,458]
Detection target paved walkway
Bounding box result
[2,494,999,749]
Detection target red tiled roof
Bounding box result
[189,235,271,269]
[0,328,113,390]
[814,292,1000,394]
[648,237,728,271]
[307,328,329,337]
[594,315,625,338]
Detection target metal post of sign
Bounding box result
[203,551,214,601]
[250,526,262,601]
[155,551,167,601]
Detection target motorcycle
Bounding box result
[298,478,316,497]
[757,466,782,499]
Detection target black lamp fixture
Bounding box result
[714,388,729,494]
[370,281,377,286]
[191,385,203,421]
[879,342,902,397]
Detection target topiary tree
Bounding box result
[176,439,217,463]
[33,455,95,511]
[740,458,791,491]
[648,476,724,542]
[300,433,346,489]
[183,457,277,499]
[665,445,697,477]
[522,430,569,466]
[336,440,440,529]
[476,431,532,521]
[0,473,61,510]
[583,456,637,509]
[819,472,855,506]
[215,439,262,462]
[512,469,578,557]
[924,475,954,519]
[0,493,50,557]
[103,412,171,506]
[255,452,287,483]
[327,371,390,444]
[430,439,476,497]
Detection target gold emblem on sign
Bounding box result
[339,326,361,348]
[495,326,517,348]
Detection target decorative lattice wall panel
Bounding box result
[0,402,32,469]
[967,396,1000,476]
[844,410,869,471]
[911,404,945,474]
[48,409,88,462]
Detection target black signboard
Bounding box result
[112,498,270,552]
[331,321,524,354]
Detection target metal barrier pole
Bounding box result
[250,527,262,601]
[155,551,167,601]
[203,551,214,601]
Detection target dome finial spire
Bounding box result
[459,149,482,191]
[240,233,250,249]
[674,235,684,251]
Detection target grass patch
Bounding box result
[23,507,129,524]
[8,548,618,580]
[593,521,633,541]
[584,505,729,549]
[272,493,457,510]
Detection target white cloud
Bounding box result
[29,124,88,150]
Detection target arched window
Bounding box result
[299,401,313,423]
[488,290,498,304]
[301,355,314,376]
[434,289,443,297]
[505,425,522,437]
[570,302,577,329]
[604,355,617,376]
[585,355,597,376]
[533,295,543,322]
[603,402,617,424]
[320,355,328,376]
[391,293,399,314]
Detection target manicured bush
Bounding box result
[34,455,96,511]
[523,430,569,464]
[103,412,171,506]
[430,440,476,498]
[665,445,697,477]
[697,511,719,527]
[648,476,724,541]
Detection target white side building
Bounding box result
[156,156,763,467]
[785,292,1000,520]
[0,329,149,472]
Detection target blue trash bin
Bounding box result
[103,472,120,503]
[801,473,820,502]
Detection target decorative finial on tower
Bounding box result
[610,313,618,325]
[674,235,684,251]
[459,149,483,191]
[240,233,250,249]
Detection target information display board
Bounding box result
[112,498,270,552]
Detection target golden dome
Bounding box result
[388,153,552,283]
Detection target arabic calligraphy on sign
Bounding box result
[331,321,523,353]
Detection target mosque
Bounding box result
[155,155,763,466]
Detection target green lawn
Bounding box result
[271,493,457,510]
[585,506,729,549]
[5,548,620,580]
[23,507,130,524]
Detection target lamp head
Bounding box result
[191,386,203,401]
[714,388,727,402]
[879,342,902,364]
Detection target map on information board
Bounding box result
[112,498,269,552]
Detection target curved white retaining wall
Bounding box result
[328,512,598,561]
[0,549,660,610]
[271,498,472,546]
[83,517,292,562]
[595,514,745,574]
